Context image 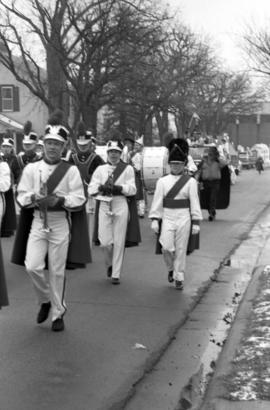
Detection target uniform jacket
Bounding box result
[11,160,92,268]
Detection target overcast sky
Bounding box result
[166,0,270,71]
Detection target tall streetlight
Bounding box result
[235,117,240,148]
[256,113,261,143]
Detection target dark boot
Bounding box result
[37,302,51,324]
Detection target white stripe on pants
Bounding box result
[98,196,128,278]
[25,211,69,321]
[159,211,191,282]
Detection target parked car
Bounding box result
[238,151,252,169]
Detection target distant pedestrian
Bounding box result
[197,146,228,221]
[255,156,264,174]
[149,138,202,290]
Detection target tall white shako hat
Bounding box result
[107,139,124,153]
[44,110,69,143]
[22,121,38,144]
[1,137,14,147]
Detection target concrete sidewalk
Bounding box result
[200,232,270,409]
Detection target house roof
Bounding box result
[0,114,23,130]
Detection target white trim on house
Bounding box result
[0,113,23,130]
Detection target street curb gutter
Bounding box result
[122,209,270,410]
[200,264,270,410]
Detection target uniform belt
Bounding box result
[34,206,64,212]
[163,198,190,208]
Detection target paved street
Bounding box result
[1,167,270,410]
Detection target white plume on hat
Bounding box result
[135,136,144,145]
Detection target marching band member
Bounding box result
[0,156,11,309]
[88,138,140,285]
[0,137,17,237]
[149,138,202,290]
[69,121,104,249]
[12,110,90,331]
[12,121,40,184]
[130,136,146,218]
[0,157,11,228]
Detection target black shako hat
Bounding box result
[167,138,189,163]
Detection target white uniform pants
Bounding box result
[159,212,191,282]
[98,196,128,278]
[25,211,69,321]
[87,197,96,250]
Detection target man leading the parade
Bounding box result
[12,111,88,332]
[149,138,202,290]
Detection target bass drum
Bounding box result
[142,146,170,192]
[95,145,108,162]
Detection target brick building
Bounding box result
[228,102,270,149]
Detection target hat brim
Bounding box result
[77,140,91,145]
[44,135,66,144]
[22,140,37,144]
[107,147,122,153]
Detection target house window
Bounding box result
[2,86,13,111]
[0,85,20,112]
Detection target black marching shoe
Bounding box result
[175,280,184,290]
[37,302,51,324]
[107,266,112,278]
[51,317,65,332]
[168,270,174,283]
[111,277,120,285]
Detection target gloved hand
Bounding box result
[151,219,160,234]
[112,185,122,195]
[98,184,112,196]
[191,224,200,235]
[36,195,64,210]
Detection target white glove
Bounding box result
[192,224,200,235]
[151,220,159,234]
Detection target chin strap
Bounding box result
[43,157,61,165]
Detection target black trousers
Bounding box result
[202,179,220,216]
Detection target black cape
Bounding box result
[0,240,9,308]
[199,165,231,210]
[1,188,17,237]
